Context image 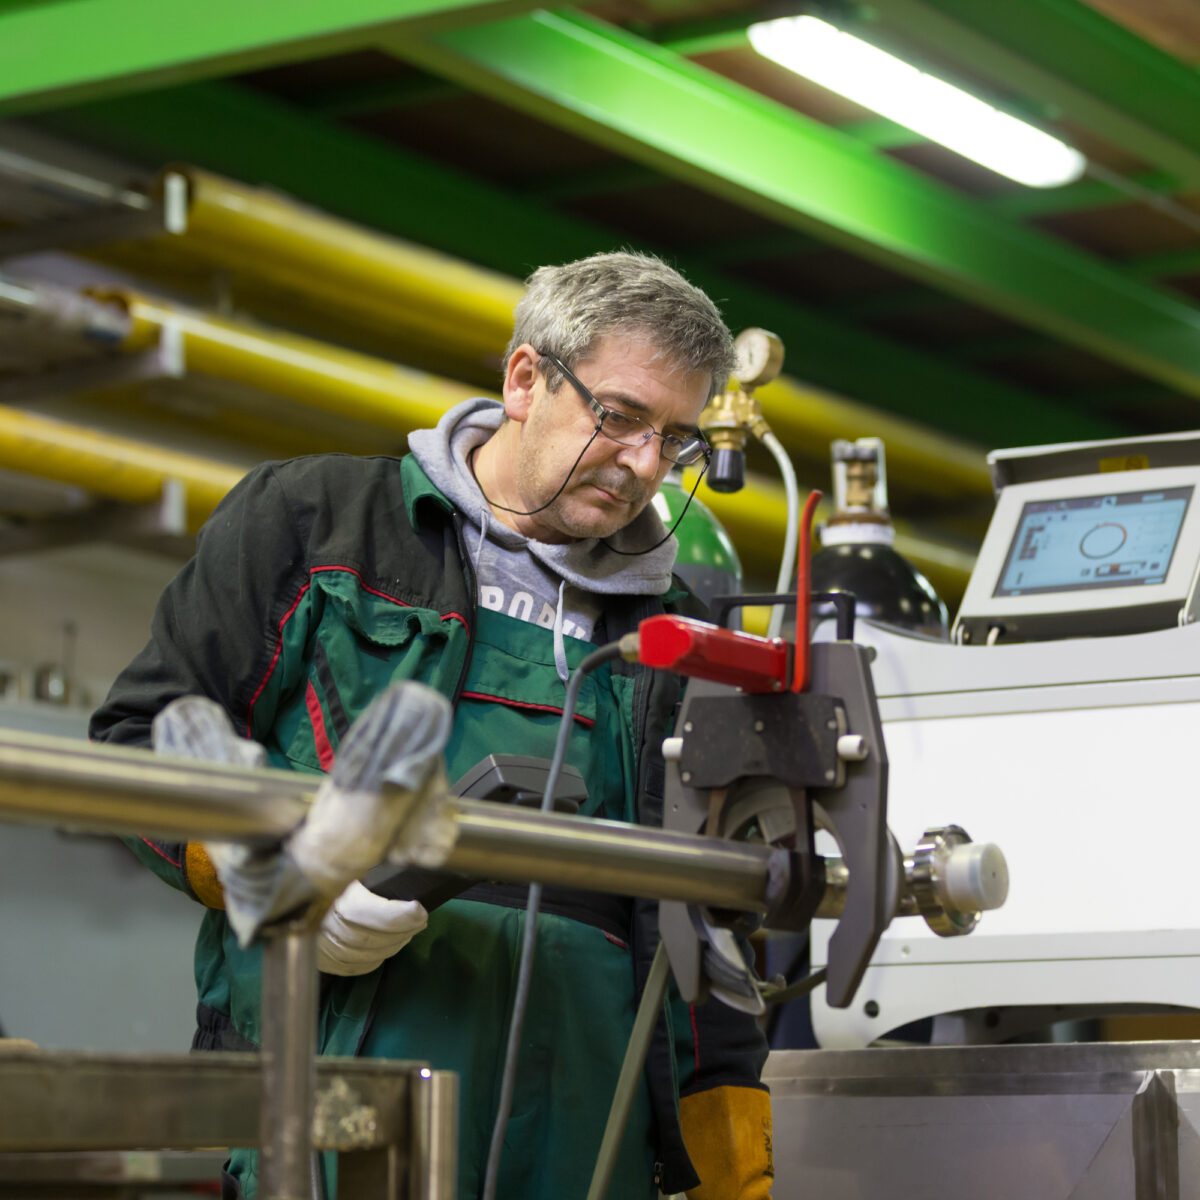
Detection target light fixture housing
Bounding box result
[747,15,1087,188]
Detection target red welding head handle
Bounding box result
[793,489,823,693]
[635,613,789,693]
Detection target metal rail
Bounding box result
[0,729,774,912]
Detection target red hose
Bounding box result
[792,489,823,693]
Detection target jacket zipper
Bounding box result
[449,509,479,710]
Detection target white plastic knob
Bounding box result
[837,734,868,761]
[661,737,684,762]
[942,842,1009,912]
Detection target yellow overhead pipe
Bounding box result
[102,289,489,436]
[162,167,521,369]
[0,404,244,531]
[755,377,992,502]
[148,168,992,503]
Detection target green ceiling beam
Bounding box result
[0,0,534,116]
[652,14,750,57]
[34,80,1111,447]
[304,74,465,119]
[689,231,823,267]
[948,333,1050,365]
[865,0,1200,187]
[985,170,1179,221]
[1125,248,1200,284]
[393,10,1200,401]
[835,288,948,323]
[842,117,922,151]
[520,162,662,203]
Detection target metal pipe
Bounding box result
[0,730,773,912]
[259,923,319,1200]
[0,277,38,314]
[0,272,132,343]
[0,405,243,530]
[168,168,521,369]
[0,729,308,841]
[0,146,151,212]
[443,801,771,911]
[105,289,485,437]
[410,1071,459,1200]
[586,941,671,1200]
[755,375,992,502]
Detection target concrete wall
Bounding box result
[0,543,199,1051]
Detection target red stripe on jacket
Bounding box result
[305,680,336,771]
[459,690,596,728]
[245,566,470,738]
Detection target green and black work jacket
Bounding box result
[89,452,769,1195]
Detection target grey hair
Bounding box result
[504,251,735,401]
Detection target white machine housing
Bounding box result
[811,431,1200,1047]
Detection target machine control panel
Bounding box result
[955,462,1200,643]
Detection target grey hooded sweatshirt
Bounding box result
[408,398,679,681]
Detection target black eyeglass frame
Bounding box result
[537,350,711,468]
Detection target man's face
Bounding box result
[503,335,711,543]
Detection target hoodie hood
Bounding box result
[408,397,679,596]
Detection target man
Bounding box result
[91,251,772,1199]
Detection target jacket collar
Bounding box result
[401,453,454,530]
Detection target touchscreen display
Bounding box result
[994,485,1193,597]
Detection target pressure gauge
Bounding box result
[731,327,784,388]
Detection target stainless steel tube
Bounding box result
[410,1070,459,1200]
[259,923,319,1200]
[445,801,771,912]
[0,730,773,911]
[0,730,309,841]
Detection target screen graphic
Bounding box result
[994,485,1193,598]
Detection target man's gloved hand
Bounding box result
[286,681,451,897]
[315,880,429,976]
[679,1084,774,1200]
[152,695,318,942]
[152,681,452,948]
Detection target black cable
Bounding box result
[764,931,811,1043]
[600,457,711,556]
[481,639,627,1200]
[762,967,828,1007]
[473,430,601,518]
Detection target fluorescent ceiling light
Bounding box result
[747,15,1087,188]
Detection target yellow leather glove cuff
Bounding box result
[679,1084,774,1200]
[186,842,226,909]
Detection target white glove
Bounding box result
[151,683,451,947]
[287,681,452,897]
[316,880,429,976]
[152,695,320,945]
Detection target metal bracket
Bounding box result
[0,482,190,559]
[0,330,184,406]
[808,640,890,1008]
[0,163,188,259]
[660,639,890,1010]
[678,691,844,790]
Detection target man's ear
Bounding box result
[502,344,541,422]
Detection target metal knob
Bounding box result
[906,825,1009,937]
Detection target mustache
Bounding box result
[580,470,646,504]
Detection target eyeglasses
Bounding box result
[539,351,711,468]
